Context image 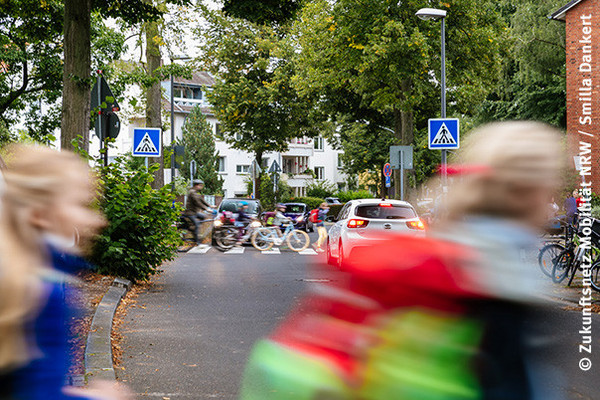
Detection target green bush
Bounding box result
[91,157,182,282]
[336,189,374,203]
[283,196,324,210]
[306,180,335,199]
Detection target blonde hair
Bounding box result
[444,121,564,222]
[0,145,92,371]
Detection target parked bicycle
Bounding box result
[540,218,600,290]
[251,220,310,252]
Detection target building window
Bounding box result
[315,166,325,180]
[261,158,269,169]
[337,155,343,169]
[174,85,202,101]
[314,136,324,151]
[236,164,250,174]
[218,157,225,173]
[337,182,345,191]
[215,123,223,140]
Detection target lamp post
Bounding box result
[416,8,448,186]
[170,54,191,192]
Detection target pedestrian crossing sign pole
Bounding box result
[132,128,162,160]
[428,118,459,150]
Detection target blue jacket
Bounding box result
[1,246,92,399]
[316,208,329,227]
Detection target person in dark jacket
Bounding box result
[184,179,212,244]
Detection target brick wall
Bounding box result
[565,0,600,192]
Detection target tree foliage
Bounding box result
[291,0,506,188]
[0,0,63,142]
[92,156,182,282]
[196,6,321,196]
[222,0,302,26]
[475,0,566,128]
[178,105,223,195]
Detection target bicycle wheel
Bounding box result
[538,243,564,278]
[252,228,273,251]
[214,227,237,251]
[286,229,310,252]
[590,261,600,292]
[552,249,574,284]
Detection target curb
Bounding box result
[84,277,131,383]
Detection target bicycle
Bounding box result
[178,212,215,245]
[550,219,600,287]
[251,222,310,252]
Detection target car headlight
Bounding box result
[214,220,223,227]
[296,215,304,222]
[250,221,262,228]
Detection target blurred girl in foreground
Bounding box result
[0,145,129,399]
[239,121,566,400]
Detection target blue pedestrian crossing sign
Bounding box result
[132,128,161,157]
[428,118,459,150]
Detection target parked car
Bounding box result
[326,199,425,268]
[325,197,341,204]
[282,202,314,232]
[216,198,262,219]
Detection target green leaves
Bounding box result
[91,156,182,282]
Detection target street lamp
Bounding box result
[170,54,191,192]
[416,8,448,186]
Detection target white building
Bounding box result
[99,71,348,198]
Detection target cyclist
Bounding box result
[184,179,212,244]
[235,201,251,245]
[273,204,292,243]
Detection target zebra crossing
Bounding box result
[186,244,319,255]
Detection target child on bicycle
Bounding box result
[235,201,251,245]
[272,204,292,239]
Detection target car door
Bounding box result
[329,202,352,255]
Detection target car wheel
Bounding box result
[326,238,335,265]
[337,240,344,269]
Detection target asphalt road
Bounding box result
[118,231,338,399]
[118,233,600,400]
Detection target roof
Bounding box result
[550,0,585,21]
[173,71,215,86]
[162,98,214,116]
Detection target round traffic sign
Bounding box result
[383,163,392,177]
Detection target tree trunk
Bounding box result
[61,0,91,152]
[145,19,164,188]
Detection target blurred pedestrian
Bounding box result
[0,145,130,399]
[564,190,578,225]
[312,202,329,253]
[239,121,566,400]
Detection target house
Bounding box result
[97,70,349,198]
[550,0,600,192]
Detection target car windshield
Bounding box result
[220,200,259,214]
[285,204,305,213]
[355,205,416,219]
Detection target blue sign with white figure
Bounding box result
[428,118,459,150]
[132,128,161,157]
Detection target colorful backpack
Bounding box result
[309,209,320,223]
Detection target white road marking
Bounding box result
[261,248,281,255]
[298,249,318,255]
[188,245,211,254]
[224,246,245,254]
